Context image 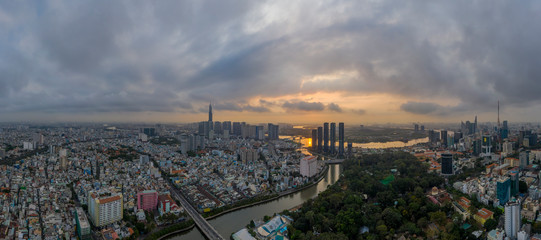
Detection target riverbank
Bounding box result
[157,164,331,239]
[149,220,195,240]
[205,164,330,220]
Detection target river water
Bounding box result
[169,164,343,240]
[169,136,427,239]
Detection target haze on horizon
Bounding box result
[1,1,541,124]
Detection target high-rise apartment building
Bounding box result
[255,126,264,140]
[214,121,222,135]
[233,122,241,136]
[311,129,318,151]
[317,127,323,153]
[300,156,318,177]
[267,123,279,140]
[323,123,329,153]
[88,190,123,227]
[223,121,232,134]
[330,123,336,154]
[338,123,344,156]
[140,128,156,137]
[505,200,521,239]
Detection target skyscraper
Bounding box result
[208,102,213,122]
[338,123,344,156]
[214,121,222,134]
[474,115,478,134]
[267,123,279,140]
[497,177,511,205]
[441,153,453,175]
[330,123,336,154]
[323,122,329,153]
[223,121,232,134]
[198,121,206,136]
[317,127,323,153]
[482,135,492,156]
[519,151,529,170]
[311,129,318,151]
[440,130,448,147]
[509,171,519,197]
[505,200,521,239]
[502,120,509,139]
[233,122,241,136]
[255,126,264,140]
[428,130,439,144]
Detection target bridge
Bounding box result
[165,179,225,240]
[324,159,345,164]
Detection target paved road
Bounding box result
[325,159,344,164]
[165,179,225,240]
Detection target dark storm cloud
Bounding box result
[1,0,541,119]
[400,101,470,116]
[400,102,441,115]
[282,101,325,112]
[327,103,342,112]
[204,102,270,113]
[243,105,271,113]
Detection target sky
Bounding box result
[1,1,541,124]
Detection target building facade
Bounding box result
[441,153,453,175]
[505,200,521,240]
[330,123,336,154]
[300,156,318,178]
[338,123,344,156]
[75,207,91,240]
[88,190,123,227]
[137,190,158,211]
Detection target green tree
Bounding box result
[382,208,402,229]
[484,218,497,231]
[429,211,447,226]
[376,224,388,237]
[417,217,428,229]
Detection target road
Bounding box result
[165,177,225,240]
[325,159,344,164]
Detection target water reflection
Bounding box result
[282,136,429,149]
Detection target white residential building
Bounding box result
[300,156,318,178]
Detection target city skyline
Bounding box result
[1,1,541,124]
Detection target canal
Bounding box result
[169,136,428,239]
[169,163,343,240]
